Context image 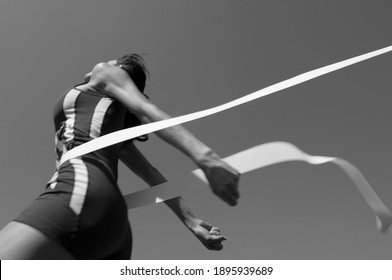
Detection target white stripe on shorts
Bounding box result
[69,158,89,215]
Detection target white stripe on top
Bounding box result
[62,89,81,144]
[89,97,114,139]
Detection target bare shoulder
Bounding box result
[85,62,148,111]
[90,63,128,86]
[88,62,136,97]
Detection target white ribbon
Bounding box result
[124,142,392,233]
[59,45,392,165]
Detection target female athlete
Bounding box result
[0,54,240,259]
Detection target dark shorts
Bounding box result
[14,158,132,259]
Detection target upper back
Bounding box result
[85,62,136,97]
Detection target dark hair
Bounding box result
[116,53,149,94]
[117,53,149,142]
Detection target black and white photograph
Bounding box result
[0,1,391,272]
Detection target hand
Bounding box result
[191,219,227,251]
[202,160,240,206]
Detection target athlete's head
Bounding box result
[116,53,148,94]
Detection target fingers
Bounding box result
[218,186,239,206]
[208,242,223,251]
[199,222,223,238]
[210,226,221,236]
[207,235,226,251]
[211,178,239,206]
[210,234,226,242]
[209,165,240,206]
[194,219,228,251]
[229,170,241,201]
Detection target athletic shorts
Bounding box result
[14,157,132,259]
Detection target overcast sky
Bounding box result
[1,0,392,259]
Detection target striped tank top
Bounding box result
[51,86,143,180]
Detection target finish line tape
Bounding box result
[59,45,392,165]
[124,142,392,233]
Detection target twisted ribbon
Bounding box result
[124,142,392,233]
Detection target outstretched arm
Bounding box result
[119,141,227,250]
[89,63,240,206]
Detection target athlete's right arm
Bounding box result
[88,63,240,206]
[119,141,227,250]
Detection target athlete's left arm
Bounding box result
[119,141,226,251]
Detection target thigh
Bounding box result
[60,160,131,259]
[102,222,133,260]
[0,221,75,260]
[8,160,129,259]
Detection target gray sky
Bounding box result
[1,0,392,259]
